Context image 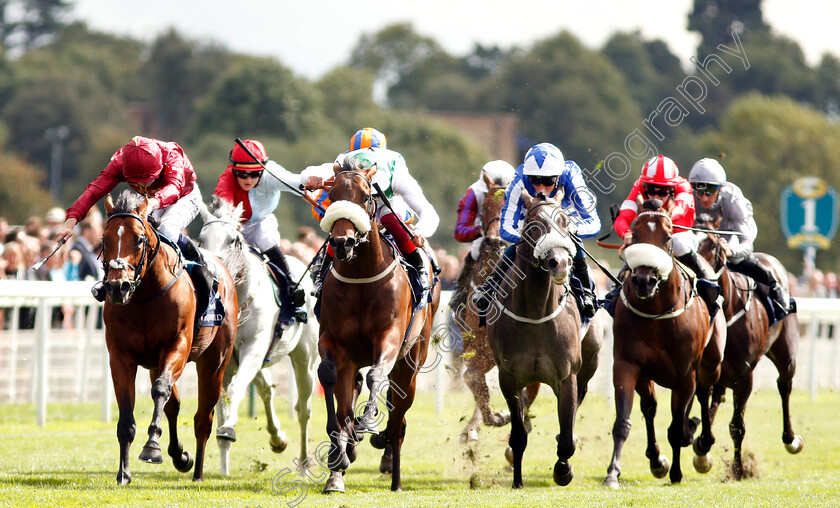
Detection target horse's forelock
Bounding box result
[111,190,145,215]
[642,198,663,211]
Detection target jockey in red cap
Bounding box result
[213,139,307,316]
[56,136,211,302]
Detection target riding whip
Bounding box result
[30,237,67,271]
[234,138,327,216]
[372,182,416,240]
[568,233,621,286]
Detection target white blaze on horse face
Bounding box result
[624,243,673,278]
[647,221,656,232]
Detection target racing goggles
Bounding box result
[641,182,674,197]
[691,182,721,196]
[530,175,557,187]
[233,169,263,180]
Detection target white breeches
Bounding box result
[242,213,281,252]
[151,184,202,240]
[671,230,698,257]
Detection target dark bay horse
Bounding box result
[604,200,726,488]
[102,191,237,484]
[487,192,603,488]
[316,161,440,492]
[695,213,803,479]
[458,183,541,442]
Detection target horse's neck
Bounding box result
[239,250,265,301]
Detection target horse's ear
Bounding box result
[198,201,211,222]
[104,194,114,215]
[361,165,377,180]
[232,202,244,222]
[137,198,150,218]
[332,162,342,175]
[521,188,537,209]
[482,172,493,188]
[635,192,645,209]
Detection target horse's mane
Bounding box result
[340,154,374,172]
[208,196,243,223]
[204,196,247,288]
[111,190,146,215]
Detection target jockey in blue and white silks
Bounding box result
[473,142,601,318]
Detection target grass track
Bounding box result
[0,386,838,507]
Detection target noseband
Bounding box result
[518,200,575,271]
[322,170,378,242]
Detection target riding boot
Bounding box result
[472,244,516,313]
[572,255,597,318]
[405,249,432,291]
[263,246,306,309]
[600,265,628,317]
[178,233,216,311]
[450,253,478,310]
[311,252,333,298]
[677,251,721,321]
[730,255,790,314]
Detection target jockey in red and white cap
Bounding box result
[56,136,210,302]
[213,139,307,310]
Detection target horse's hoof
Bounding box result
[379,452,393,474]
[524,417,532,434]
[693,452,713,474]
[553,461,574,486]
[370,432,388,450]
[489,410,511,427]
[270,433,289,454]
[216,427,236,442]
[504,446,514,466]
[354,416,379,435]
[602,476,619,489]
[173,451,194,473]
[651,455,670,479]
[138,444,163,464]
[116,471,131,485]
[692,437,711,457]
[323,473,345,493]
[460,429,480,443]
[785,435,804,454]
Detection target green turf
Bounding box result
[0,383,837,507]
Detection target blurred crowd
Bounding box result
[1,206,839,330]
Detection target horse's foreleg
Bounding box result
[767,325,803,453]
[360,345,401,434]
[386,361,420,492]
[215,357,236,476]
[694,317,724,461]
[498,369,526,489]
[163,384,194,474]
[319,352,355,493]
[637,378,669,480]
[217,339,265,443]
[138,368,173,465]
[577,318,602,406]
[111,356,137,485]
[249,369,286,453]
[728,373,753,480]
[603,362,638,489]
[552,375,577,487]
[667,377,696,484]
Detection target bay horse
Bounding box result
[198,198,319,476]
[603,199,726,488]
[695,212,803,479]
[457,183,540,442]
[316,159,440,492]
[101,191,237,484]
[487,192,603,488]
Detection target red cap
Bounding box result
[122,136,164,182]
[227,139,268,171]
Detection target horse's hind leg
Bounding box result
[728,374,753,480]
[250,368,287,453]
[216,360,236,476]
[767,324,803,453]
[111,356,138,485]
[552,375,578,486]
[289,333,317,463]
[163,384,194,473]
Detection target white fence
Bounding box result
[1,280,838,425]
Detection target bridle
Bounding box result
[104,212,183,302]
[481,185,506,233]
[329,170,378,242]
[518,200,573,271]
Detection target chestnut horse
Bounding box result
[457,184,542,442]
[101,191,237,484]
[603,200,725,488]
[487,193,603,488]
[695,213,803,479]
[316,162,440,492]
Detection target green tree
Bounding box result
[701,93,840,270]
[0,150,53,221]
[688,0,768,57]
[315,65,380,131]
[191,56,321,140]
[0,0,71,50]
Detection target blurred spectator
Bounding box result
[45,207,66,237]
[297,226,325,253]
[806,269,826,298]
[438,254,460,291]
[68,220,103,282]
[824,272,838,298]
[2,240,25,279]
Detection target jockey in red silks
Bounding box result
[213,139,307,313]
[449,160,515,310]
[302,127,439,295]
[56,136,211,302]
[606,155,720,317]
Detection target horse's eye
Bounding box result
[137,236,146,246]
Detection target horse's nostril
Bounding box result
[120,281,131,293]
[547,258,559,270]
[346,238,356,249]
